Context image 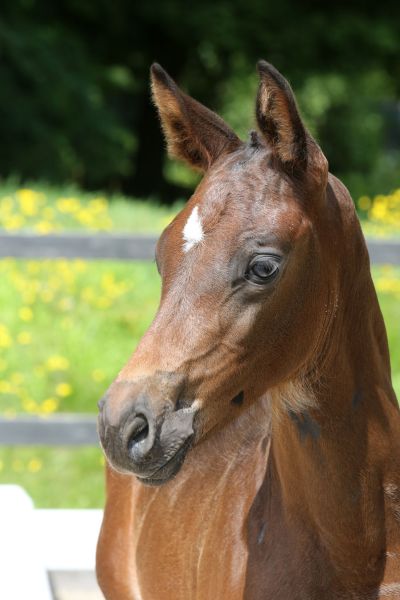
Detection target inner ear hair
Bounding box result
[256,60,308,170]
[151,63,241,171]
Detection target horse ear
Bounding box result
[151,63,241,172]
[256,61,310,170]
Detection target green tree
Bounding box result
[0,0,399,201]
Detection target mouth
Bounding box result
[137,437,193,486]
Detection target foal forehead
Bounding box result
[204,147,271,203]
[194,147,304,231]
[161,145,308,260]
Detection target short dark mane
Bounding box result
[249,130,261,148]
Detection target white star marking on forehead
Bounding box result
[182,205,204,252]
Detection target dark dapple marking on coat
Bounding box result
[352,389,363,409]
[288,410,321,443]
[96,62,400,600]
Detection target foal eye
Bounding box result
[245,255,280,285]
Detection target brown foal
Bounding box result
[96,61,400,599]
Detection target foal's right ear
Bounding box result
[256,61,308,168]
[256,60,328,185]
[151,63,241,172]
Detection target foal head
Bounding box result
[99,61,344,485]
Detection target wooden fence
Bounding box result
[0,232,399,446]
[1,232,400,263]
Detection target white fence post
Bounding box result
[0,485,53,600]
[0,485,104,599]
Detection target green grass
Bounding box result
[0,447,105,508]
[0,260,161,414]
[104,196,182,233]
[373,268,400,395]
[362,221,400,239]
[0,179,183,233]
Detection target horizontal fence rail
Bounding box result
[0,232,399,263]
[0,232,157,260]
[0,415,98,446]
[367,239,400,265]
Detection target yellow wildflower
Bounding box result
[0,324,12,348]
[3,214,25,230]
[46,355,70,371]
[96,297,112,309]
[101,273,115,290]
[56,197,81,213]
[22,398,38,413]
[367,189,400,230]
[75,209,94,226]
[73,259,87,273]
[0,381,13,393]
[28,458,43,473]
[35,221,54,234]
[370,203,387,221]
[27,261,41,275]
[89,197,107,208]
[0,196,14,212]
[40,398,59,413]
[17,188,40,216]
[56,382,72,397]
[19,306,33,321]
[92,369,105,382]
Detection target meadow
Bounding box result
[0,183,399,507]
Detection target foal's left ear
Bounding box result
[256,61,326,178]
[151,63,241,171]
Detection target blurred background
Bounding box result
[0,0,399,511]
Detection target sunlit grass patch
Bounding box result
[0,446,105,508]
[0,259,161,415]
[372,266,400,397]
[373,265,400,299]
[0,181,182,233]
[358,189,400,238]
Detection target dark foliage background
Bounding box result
[0,0,399,202]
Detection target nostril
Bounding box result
[127,415,150,450]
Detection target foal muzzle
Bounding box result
[98,376,198,485]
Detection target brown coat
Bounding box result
[97,62,400,599]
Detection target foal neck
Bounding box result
[268,239,400,582]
